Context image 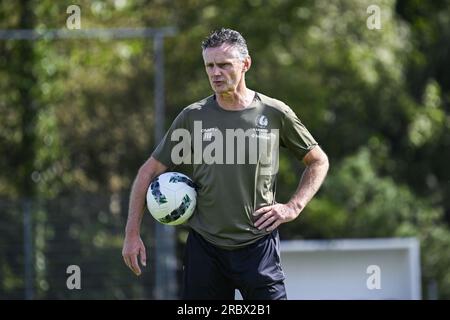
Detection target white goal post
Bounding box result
[279,237,421,300]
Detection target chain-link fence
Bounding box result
[0,193,186,299]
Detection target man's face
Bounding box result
[202,44,250,94]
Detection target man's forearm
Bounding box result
[125,169,154,236]
[125,157,167,236]
[287,158,329,214]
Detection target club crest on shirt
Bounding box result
[256,115,269,128]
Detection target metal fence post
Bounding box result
[153,34,178,300]
[23,199,34,299]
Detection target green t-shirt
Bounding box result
[151,92,318,249]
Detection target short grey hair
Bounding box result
[201,28,249,60]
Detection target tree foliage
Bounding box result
[1,0,449,299]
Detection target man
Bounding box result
[122,28,329,300]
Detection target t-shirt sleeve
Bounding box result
[280,106,318,160]
[151,109,191,168]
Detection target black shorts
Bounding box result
[182,229,287,300]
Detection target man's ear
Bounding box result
[243,56,251,72]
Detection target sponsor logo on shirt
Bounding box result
[201,128,217,141]
[203,132,213,141]
[170,121,279,175]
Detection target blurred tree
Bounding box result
[0,0,38,198]
[1,0,449,299]
[0,0,39,299]
[396,0,450,222]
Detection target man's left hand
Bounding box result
[253,203,299,232]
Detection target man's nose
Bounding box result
[212,66,221,76]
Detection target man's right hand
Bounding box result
[122,234,147,276]
[122,157,166,276]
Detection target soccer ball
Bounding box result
[146,172,197,225]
